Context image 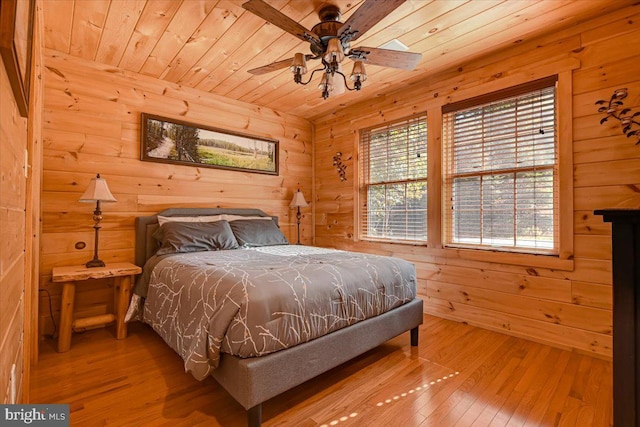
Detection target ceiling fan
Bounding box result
[242,0,422,99]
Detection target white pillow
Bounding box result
[221,215,272,221]
[157,215,224,226]
[156,214,272,226]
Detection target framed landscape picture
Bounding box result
[141,113,279,175]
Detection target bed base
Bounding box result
[211,298,424,427]
[245,325,420,427]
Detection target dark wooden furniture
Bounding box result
[594,209,640,426]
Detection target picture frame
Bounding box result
[0,0,34,118]
[141,113,279,175]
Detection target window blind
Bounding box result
[443,80,558,253]
[359,114,427,242]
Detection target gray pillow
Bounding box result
[153,220,239,255]
[229,219,289,247]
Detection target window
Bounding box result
[442,76,558,254]
[359,114,427,242]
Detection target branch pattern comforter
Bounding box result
[136,245,416,380]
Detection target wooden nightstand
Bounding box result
[52,262,142,352]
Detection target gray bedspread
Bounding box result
[136,245,416,380]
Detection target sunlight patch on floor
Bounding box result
[317,371,461,426]
[375,371,461,407]
[318,412,360,426]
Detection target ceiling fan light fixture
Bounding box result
[350,61,367,81]
[291,53,308,84]
[318,73,331,90]
[291,53,307,74]
[350,60,366,91]
[242,0,422,100]
[324,38,345,63]
[318,72,333,100]
[330,64,346,95]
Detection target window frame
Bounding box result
[442,76,558,255]
[351,72,573,271]
[439,73,574,269]
[357,113,429,244]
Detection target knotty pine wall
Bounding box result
[1,1,43,402]
[0,56,27,405]
[313,4,640,359]
[39,51,312,336]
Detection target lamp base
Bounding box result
[85,258,105,268]
[296,206,302,245]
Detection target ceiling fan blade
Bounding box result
[242,0,320,44]
[247,58,296,75]
[338,0,406,42]
[248,54,317,75]
[351,47,422,70]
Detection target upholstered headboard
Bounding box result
[134,208,279,267]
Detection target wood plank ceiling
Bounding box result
[42,0,634,121]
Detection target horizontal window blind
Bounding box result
[443,81,558,253]
[360,114,427,242]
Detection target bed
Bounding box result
[131,207,424,426]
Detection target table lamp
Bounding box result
[79,173,117,268]
[289,189,309,245]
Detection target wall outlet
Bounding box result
[10,363,16,404]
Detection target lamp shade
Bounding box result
[328,64,346,95]
[290,53,307,74]
[289,190,309,208]
[318,71,332,91]
[323,38,345,63]
[350,60,367,82]
[79,174,117,203]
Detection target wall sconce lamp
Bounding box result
[596,88,640,144]
[79,174,117,268]
[333,152,347,181]
[289,189,309,245]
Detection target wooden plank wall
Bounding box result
[312,4,640,359]
[23,0,45,399]
[0,0,44,402]
[39,51,312,336]
[0,54,28,405]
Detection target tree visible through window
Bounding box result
[443,77,558,253]
[359,115,428,242]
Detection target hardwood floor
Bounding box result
[30,315,612,426]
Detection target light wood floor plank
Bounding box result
[592,361,613,427]
[30,315,612,426]
[506,346,558,426]
[457,339,528,426]
[521,349,571,426]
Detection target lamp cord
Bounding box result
[38,288,57,338]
